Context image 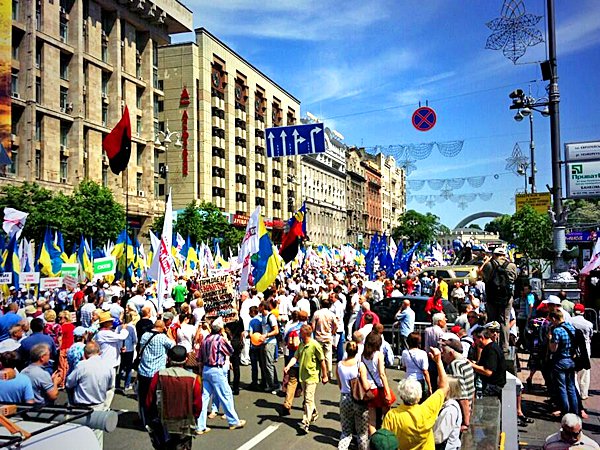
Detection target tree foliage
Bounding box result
[152,201,244,251]
[392,209,446,247]
[509,204,553,260]
[0,181,125,248]
[484,215,513,241]
[564,198,600,226]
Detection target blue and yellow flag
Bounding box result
[252,216,282,292]
[38,229,63,277]
[3,234,21,287]
[77,235,94,281]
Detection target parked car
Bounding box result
[369,295,458,351]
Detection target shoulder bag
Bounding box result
[350,361,375,403]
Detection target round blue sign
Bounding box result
[412,106,437,131]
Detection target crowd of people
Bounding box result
[0,248,598,450]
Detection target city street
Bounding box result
[104,357,600,449]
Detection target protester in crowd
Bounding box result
[401,332,431,402]
[544,296,572,323]
[394,299,415,352]
[382,347,449,448]
[246,305,263,390]
[571,303,593,400]
[0,350,34,404]
[469,327,506,397]
[19,318,57,370]
[424,313,446,353]
[225,313,245,395]
[0,324,24,354]
[283,323,328,434]
[146,345,202,450]
[281,310,308,415]
[311,296,337,380]
[478,247,517,353]
[337,340,370,450]
[80,295,97,329]
[432,377,462,450]
[138,320,175,427]
[57,310,75,388]
[196,317,245,435]
[548,310,580,417]
[67,326,88,376]
[362,331,394,435]
[543,413,599,449]
[117,311,138,392]
[21,343,61,405]
[440,338,474,432]
[258,299,280,393]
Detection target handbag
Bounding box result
[350,362,375,403]
[133,332,159,370]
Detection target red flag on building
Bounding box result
[102,106,131,175]
[279,203,306,264]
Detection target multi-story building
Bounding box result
[361,151,383,243]
[158,28,301,243]
[346,147,367,247]
[373,153,406,233]
[300,120,346,246]
[5,0,192,233]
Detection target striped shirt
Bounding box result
[449,358,475,400]
[138,331,174,378]
[199,333,233,367]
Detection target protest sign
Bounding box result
[198,275,237,323]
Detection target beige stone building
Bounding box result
[6,0,192,232]
[300,120,347,246]
[346,147,367,246]
[373,153,406,233]
[158,28,301,242]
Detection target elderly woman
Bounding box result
[382,348,449,448]
[433,377,462,450]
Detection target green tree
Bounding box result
[484,215,513,241]
[469,223,482,230]
[0,181,125,249]
[510,204,552,260]
[152,201,244,252]
[392,209,445,247]
[65,180,125,247]
[564,198,600,226]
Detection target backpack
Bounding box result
[559,324,591,371]
[287,327,301,352]
[485,260,513,305]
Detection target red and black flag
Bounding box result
[102,106,131,175]
[279,202,306,264]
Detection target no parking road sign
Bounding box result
[412,106,437,131]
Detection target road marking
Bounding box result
[235,424,280,450]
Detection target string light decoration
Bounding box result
[485,0,544,64]
[505,142,529,174]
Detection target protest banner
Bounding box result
[0,273,12,285]
[198,275,237,323]
[40,277,63,291]
[20,272,40,285]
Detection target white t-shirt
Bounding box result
[296,298,311,315]
[401,348,429,381]
[177,323,198,352]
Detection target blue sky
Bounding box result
[173,0,600,229]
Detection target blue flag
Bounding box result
[400,241,421,274]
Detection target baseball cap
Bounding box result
[484,321,501,331]
[369,429,398,450]
[493,247,506,255]
[542,295,561,305]
[450,325,462,334]
[574,303,585,313]
[73,326,88,336]
[441,332,460,342]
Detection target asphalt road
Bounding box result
[104,359,387,450]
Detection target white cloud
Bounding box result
[187,0,390,41]
[555,2,600,56]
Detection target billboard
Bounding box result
[565,161,600,199]
[0,0,12,174]
[515,192,552,214]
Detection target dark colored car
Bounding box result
[369,295,458,352]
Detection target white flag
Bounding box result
[156,190,174,309]
[3,207,28,240]
[581,238,600,275]
[238,207,261,292]
[389,237,398,259]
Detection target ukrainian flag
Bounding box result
[252,216,282,292]
[38,229,63,277]
[78,236,94,281]
[3,234,21,288]
[185,236,199,276]
[111,229,127,260]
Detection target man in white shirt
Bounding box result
[543,296,572,323]
[95,311,128,408]
[296,292,312,316]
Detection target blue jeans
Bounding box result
[552,357,579,414]
[250,347,260,385]
[336,332,345,363]
[197,366,240,430]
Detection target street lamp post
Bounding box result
[155,123,181,201]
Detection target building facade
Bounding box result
[158,28,301,242]
[373,153,406,233]
[361,153,382,243]
[300,122,347,246]
[6,0,192,232]
[346,147,367,247]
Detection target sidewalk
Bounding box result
[517,354,600,449]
